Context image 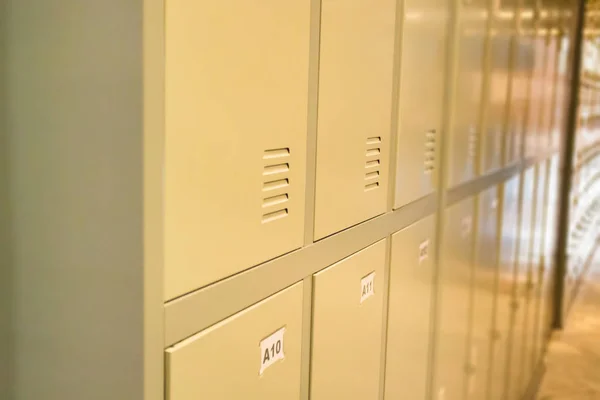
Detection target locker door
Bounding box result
[468,186,500,400]
[510,2,536,160]
[394,0,450,208]
[166,283,304,400]
[164,0,311,299]
[551,34,570,149]
[489,175,520,400]
[311,240,386,400]
[539,30,559,151]
[314,0,396,239]
[519,165,541,391]
[507,167,535,400]
[541,156,559,342]
[524,14,547,158]
[385,215,436,400]
[481,1,515,173]
[447,0,488,187]
[530,162,547,372]
[435,197,476,400]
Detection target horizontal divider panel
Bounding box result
[446,150,559,207]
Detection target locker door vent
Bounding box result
[365,137,382,191]
[424,130,436,174]
[262,148,291,223]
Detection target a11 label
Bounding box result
[259,327,285,375]
[360,272,376,303]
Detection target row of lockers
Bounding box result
[164,158,559,400]
[162,0,576,301]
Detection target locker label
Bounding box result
[461,215,473,238]
[438,387,446,400]
[419,239,430,264]
[259,327,285,375]
[360,272,376,303]
[491,199,499,210]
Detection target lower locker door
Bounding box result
[165,283,304,400]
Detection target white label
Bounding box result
[360,272,376,303]
[438,387,446,400]
[419,239,430,264]
[469,345,478,394]
[491,199,499,210]
[461,215,473,238]
[259,327,285,375]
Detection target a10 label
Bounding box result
[360,272,376,303]
[259,327,285,375]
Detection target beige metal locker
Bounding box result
[530,162,548,370]
[481,2,514,173]
[384,215,436,400]
[163,0,311,299]
[447,0,488,187]
[395,0,450,208]
[508,5,535,163]
[551,30,570,149]
[489,175,520,400]
[518,166,540,394]
[507,167,535,400]
[524,16,547,158]
[469,186,500,400]
[310,240,386,399]
[435,197,476,400]
[165,282,303,399]
[314,0,396,239]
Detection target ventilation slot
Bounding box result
[262,148,291,223]
[365,137,382,191]
[424,129,436,174]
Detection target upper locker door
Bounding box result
[447,0,488,188]
[482,0,515,173]
[164,0,311,299]
[314,0,396,240]
[394,0,450,209]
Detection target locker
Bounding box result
[529,162,548,371]
[468,186,500,400]
[314,0,396,239]
[481,2,514,173]
[519,165,542,390]
[163,0,311,299]
[503,0,522,166]
[384,215,436,400]
[310,240,386,399]
[434,197,475,400]
[552,33,571,149]
[506,5,534,164]
[507,167,535,400]
[165,283,304,400]
[394,0,450,208]
[489,175,520,400]
[446,0,488,187]
[524,15,547,157]
[539,28,559,150]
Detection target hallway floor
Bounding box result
[537,254,600,399]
